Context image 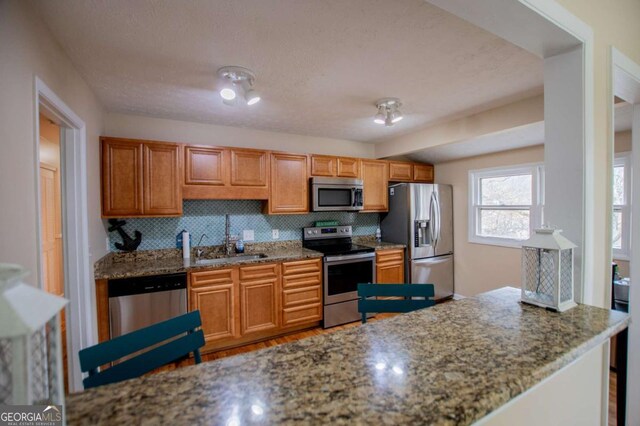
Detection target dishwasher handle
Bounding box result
[108,273,187,298]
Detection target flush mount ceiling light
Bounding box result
[373,98,404,126]
[217,66,261,106]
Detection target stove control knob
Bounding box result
[307,230,312,235]
[313,230,318,234]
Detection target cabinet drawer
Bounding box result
[282,258,321,276]
[282,303,322,327]
[282,272,321,289]
[376,249,404,264]
[190,268,235,288]
[283,285,321,307]
[239,263,278,281]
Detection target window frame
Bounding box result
[613,152,631,260]
[468,163,545,248]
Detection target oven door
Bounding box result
[324,252,376,304]
[313,185,362,211]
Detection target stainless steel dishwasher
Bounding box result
[108,273,187,339]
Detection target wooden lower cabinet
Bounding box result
[239,264,279,334]
[190,268,240,348]
[188,258,322,353]
[281,258,322,327]
[376,249,405,284]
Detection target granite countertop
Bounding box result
[65,287,629,425]
[352,235,406,251]
[94,243,323,280]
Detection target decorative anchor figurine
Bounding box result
[108,219,142,252]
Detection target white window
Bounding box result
[469,164,544,248]
[613,152,631,260]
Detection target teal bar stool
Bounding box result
[357,284,435,323]
[79,310,205,389]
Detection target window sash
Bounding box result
[613,153,631,260]
[469,164,544,248]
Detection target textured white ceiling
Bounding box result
[34,0,543,143]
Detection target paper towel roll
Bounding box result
[182,230,190,259]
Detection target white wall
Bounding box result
[0,1,105,285]
[477,344,605,426]
[104,113,376,158]
[435,145,544,297]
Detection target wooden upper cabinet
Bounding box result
[310,155,336,177]
[267,153,309,214]
[361,159,389,212]
[230,149,268,187]
[413,163,434,182]
[389,162,413,182]
[337,157,360,178]
[310,155,360,178]
[101,138,144,217]
[183,146,269,200]
[184,146,227,186]
[143,142,182,215]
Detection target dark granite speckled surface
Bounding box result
[94,241,323,280]
[65,287,628,425]
[353,235,406,251]
[94,237,403,280]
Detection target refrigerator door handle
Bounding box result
[430,192,438,247]
[434,191,442,243]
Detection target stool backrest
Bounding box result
[357,284,435,323]
[79,310,205,389]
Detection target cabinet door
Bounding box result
[189,269,240,343]
[143,142,182,215]
[337,157,360,178]
[230,149,268,187]
[413,164,434,182]
[376,249,405,284]
[101,138,144,217]
[184,146,227,186]
[268,153,309,214]
[310,155,336,177]
[389,162,413,181]
[361,160,389,212]
[239,264,280,334]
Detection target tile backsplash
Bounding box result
[107,200,380,251]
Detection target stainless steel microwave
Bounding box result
[311,177,364,212]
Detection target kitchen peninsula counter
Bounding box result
[66,287,628,425]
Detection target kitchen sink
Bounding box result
[195,253,268,265]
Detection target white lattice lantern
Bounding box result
[0,264,68,405]
[521,229,577,312]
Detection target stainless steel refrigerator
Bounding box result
[381,183,454,300]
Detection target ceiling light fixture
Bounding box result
[373,98,403,127]
[217,66,261,106]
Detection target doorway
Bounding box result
[35,77,95,393]
[610,48,640,426]
[38,113,68,392]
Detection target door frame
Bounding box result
[34,77,95,393]
[610,46,640,426]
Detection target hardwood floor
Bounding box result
[160,314,396,371]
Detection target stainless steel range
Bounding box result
[302,225,375,328]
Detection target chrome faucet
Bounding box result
[195,234,208,259]
[224,215,233,256]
